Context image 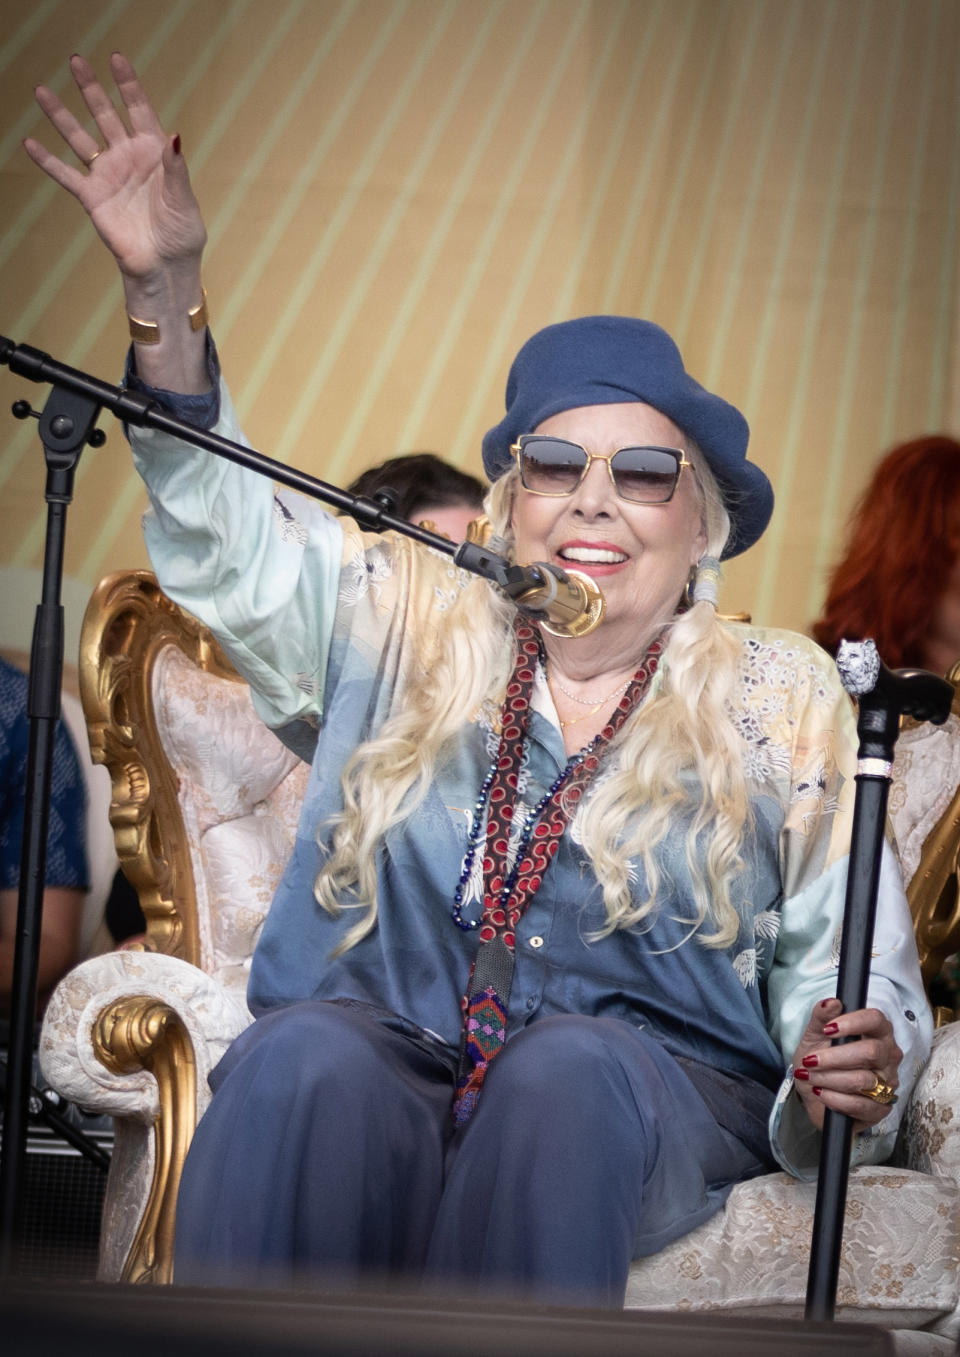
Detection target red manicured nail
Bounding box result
[823,1022,839,1035]
[812,1087,823,1096]
[819,999,835,1009]
[794,1069,810,1081]
[172,133,181,155]
[802,1054,819,1068]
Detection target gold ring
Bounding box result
[84,148,104,169]
[862,1072,897,1105]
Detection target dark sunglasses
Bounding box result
[511,435,691,504]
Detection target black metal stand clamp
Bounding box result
[805,641,954,1321]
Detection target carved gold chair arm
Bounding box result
[93,996,197,1284]
[38,948,252,1285]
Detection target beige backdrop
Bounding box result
[1,0,958,663]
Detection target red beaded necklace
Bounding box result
[453,618,663,1125]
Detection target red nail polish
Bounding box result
[794,1068,810,1081]
[823,1022,839,1035]
[813,1087,823,1096]
[802,1054,819,1068]
[819,999,835,1009]
[172,133,181,155]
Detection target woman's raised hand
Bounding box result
[24,53,211,394]
[791,997,903,1134]
[24,53,206,281]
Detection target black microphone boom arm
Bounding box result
[0,333,601,633]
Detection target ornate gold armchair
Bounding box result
[37,575,960,1347]
[38,571,306,1283]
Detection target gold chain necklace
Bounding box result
[545,666,634,730]
[554,705,606,730]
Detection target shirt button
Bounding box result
[529,935,544,949]
[904,1010,916,1022]
[526,996,536,1010]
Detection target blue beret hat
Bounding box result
[481,316,773,558]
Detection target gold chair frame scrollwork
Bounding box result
[80,570,242,1283]
[80,569,240,962]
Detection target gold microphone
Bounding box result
[452,539,605,637]
[504,563,606,638]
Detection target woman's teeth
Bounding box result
[558,547,628,564]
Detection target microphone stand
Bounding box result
[804,645,953,1321]
[0,366,106,1273]
[0,332,586,1268]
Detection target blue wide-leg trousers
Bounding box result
[174,1001,766,1305]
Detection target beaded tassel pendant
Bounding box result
[454,934,515,1125]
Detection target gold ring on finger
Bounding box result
[862,1071,897,1105]
[84,148,104,169]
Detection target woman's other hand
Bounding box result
[23,53,209,393]
[791,996,902,1133]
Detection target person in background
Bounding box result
[812,435,960,675]
[813,436,960,1015]
[347,452,486,542]
[0,657,88,1016]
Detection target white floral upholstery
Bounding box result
[36,631,960,1346]
[626,1166,959,1329]
[626,1023,960,1339]
[896,1022,960,1183]
[889,714,960,885]
[154,646,309,997]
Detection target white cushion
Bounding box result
[153,646,308,989]
[625,1166,960,1334]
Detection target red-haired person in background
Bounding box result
[812,436,960,675]
[813,436,960,1015]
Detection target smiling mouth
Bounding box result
[558,546,629,565]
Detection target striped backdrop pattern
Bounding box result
[0,0,958,652]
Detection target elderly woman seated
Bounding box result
[24,52,930,1305]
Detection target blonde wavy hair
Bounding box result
[314,445,751,955]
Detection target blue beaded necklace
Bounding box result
[450,739,596,932]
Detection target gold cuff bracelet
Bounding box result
[128,289,209,345]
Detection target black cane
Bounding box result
[805,641,954,1321]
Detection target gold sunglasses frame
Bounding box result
[510,436,692,504]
